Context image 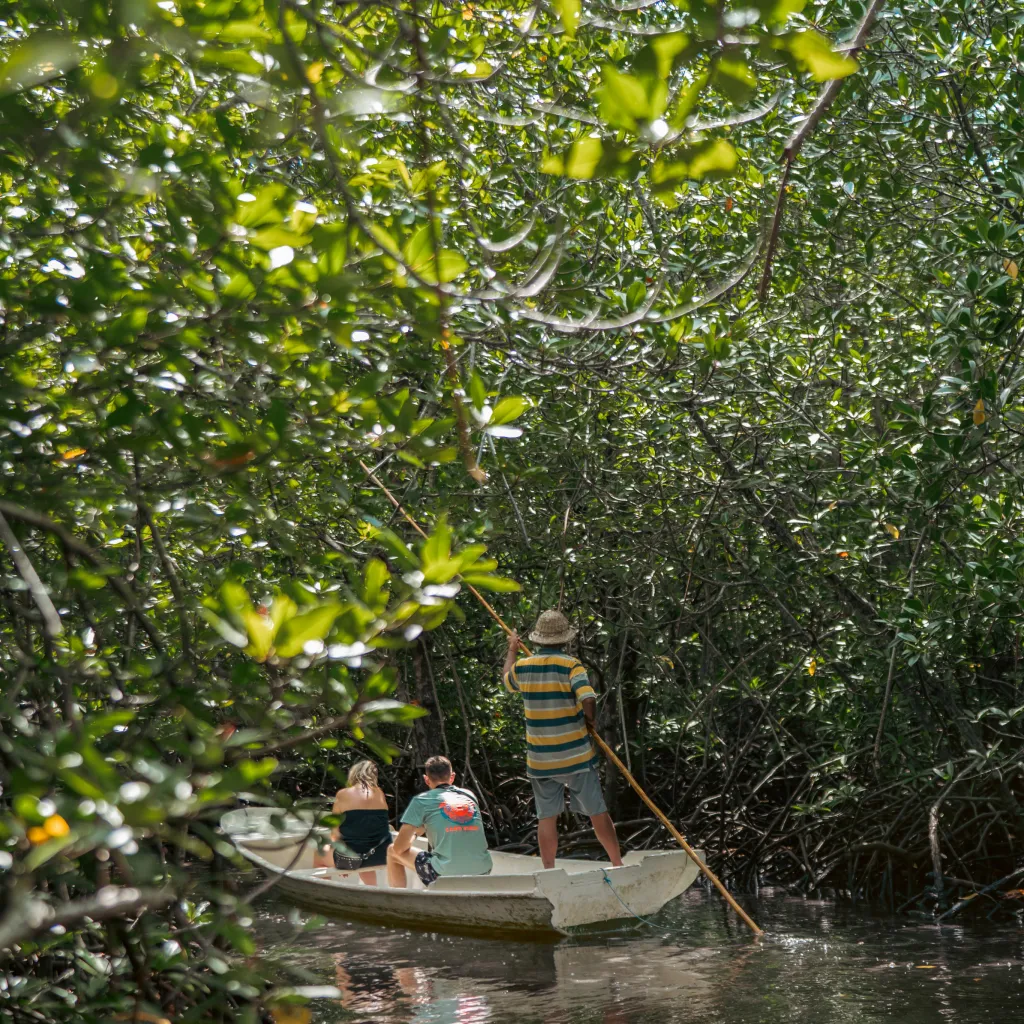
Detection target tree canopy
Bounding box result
[2,0,1024,1020]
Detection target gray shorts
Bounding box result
[531,765,607,820]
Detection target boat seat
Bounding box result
[242,834,322,851]
[293,867,365,883]
[430,873,538,893]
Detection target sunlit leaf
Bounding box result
[778,30,858,82]
[460,574,521,592]
[0,34,82,95]
[274,603,343,658]
[553,0,581,39]
[489,396,530,426]
[598,66,651,131]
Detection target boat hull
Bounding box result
[221,808,701,937]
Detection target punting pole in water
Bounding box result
[586,728,763,936]
[360,461,764,937]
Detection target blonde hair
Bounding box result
[347,759,378,793]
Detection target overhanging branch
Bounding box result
[0,886,175,953]
[758,0,886,303]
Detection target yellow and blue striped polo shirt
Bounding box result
[503,647,599,778]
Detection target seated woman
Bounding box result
[313,760,392,885]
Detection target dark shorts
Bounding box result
[415,850,439,886]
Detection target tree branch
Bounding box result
[138,502,193,661]
[759,0,886,302]
[0,509,62,638]
[0,501,165,655]
[0,886,175,953]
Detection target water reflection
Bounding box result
[255,889,1024,1024]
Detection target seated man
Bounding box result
[387,755,492,887]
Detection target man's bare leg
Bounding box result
[590,812,623,866]
[387,845,416,888]
[537,815,559,869]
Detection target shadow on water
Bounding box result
[253,888,1024,1024]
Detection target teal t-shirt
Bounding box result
[400,784,492,877]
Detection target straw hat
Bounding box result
[528,609,577,646]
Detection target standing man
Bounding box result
[502,609,623,869]
[387,755,492,887]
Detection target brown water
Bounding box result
[253,888,1024,1023]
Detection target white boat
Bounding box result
[221,807,702,936]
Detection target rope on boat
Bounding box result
[602,872,658,928]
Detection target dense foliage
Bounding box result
[1,0,1023,1020]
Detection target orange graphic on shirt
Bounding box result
[439,791,477,825]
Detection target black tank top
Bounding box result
[339,808,391,854]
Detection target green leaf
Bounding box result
[367,223,400,255]
[201,609,248,648]
[248,226,310,250]
[469,371,487,412]
[369,526,419,570]
[68,568,108,591]
[236,757,279,783]
[269,592,299,632]
[202,20,274,44]
[541,151,566,175]
[59,770,105,800]
[105,307,149,347]
[363,558,391,614]
[670,72,709,128]
[283,8,308,42]
[403,224,435,270]
[543,137,640,181]
[235,184,291,229]
[753,0,807,24]
[0,34,82,95]
[222,272,257,300]
[454,544,490,572]
[490,396,530,426]
[14,794,44,823]
[626,280,648,311]
[648,32,693,78]
[553,0,581,39]
[779,30,858,82]
[362,700,428,723]
[221,580,254,628]
[274,603,343,658]
[401,224,467,283]
[714,57,756,104]
[460,574,522,592]
[24,833,75,872]
[598,66,651,131]
[421,518,452,573]
[435,250,468,283]
[200,48,266,76]
[221,580,275,661]
[566,137,605,178]
[651,139,738,193]
[84,711,135,739]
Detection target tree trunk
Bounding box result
[395,636,446,808]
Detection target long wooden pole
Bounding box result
[587,728,763,935]
[360,462,764,935]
